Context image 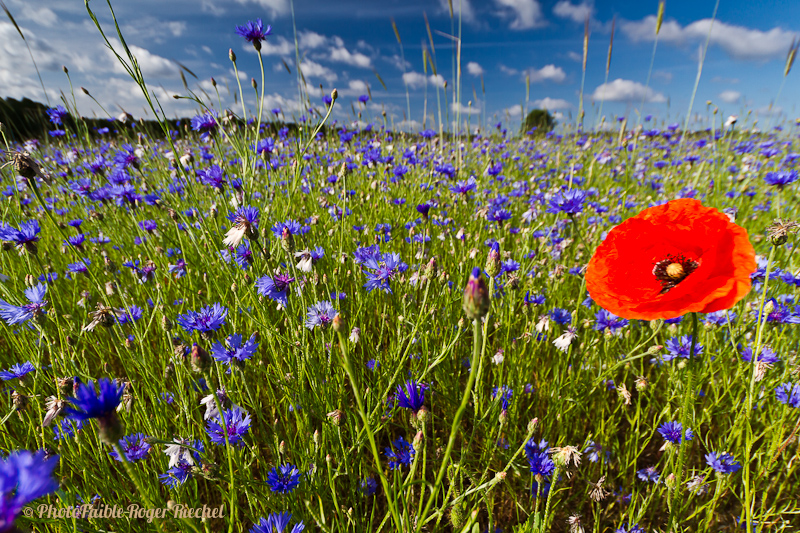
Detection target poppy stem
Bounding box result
[669,311,698,532]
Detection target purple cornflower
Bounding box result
[249,512,305,533]
[108,433,152,462]
[525,439,554,479]
[775,382,800,408]
[546,189,587,215]
[550,308,572,325]
[615,523,646,533]
[416,202,432,219]
[159,461,194,488]
[663,335,704,361]
[176,304,228,336]
[395,380,425,412]
[305,301,338,330]
[191,110,218,141]
[0,283,48,325]
[266,464,302,493]
[705,451,742,474]
[0,361,35,382]
[253,138,275,156]
[207,407,252,446]
[0,450,60,531]
[385,436,415,470]
[255,274,295,307]
[358,94,369,104]
[235,19,271,51]
[449,177,477,194]
[210,333,259,367]
[117,305,143,325]
[658,421,693,445]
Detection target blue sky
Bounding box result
[1,0,799,131]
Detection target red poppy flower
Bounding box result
[586,198,756,320]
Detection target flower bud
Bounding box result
[191,343,211,373]
[462,267,490,320]
[485,243,501,277]
[331,88,338,101]
[229,49,236,62]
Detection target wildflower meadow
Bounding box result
[1,1,800,532]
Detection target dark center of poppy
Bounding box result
[652,254,699,293]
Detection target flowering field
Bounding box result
[2,4,800,533]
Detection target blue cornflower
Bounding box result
[705,451,741,474]
[416,202,432,218]
[756,299,800,325]
[549,308,572,325]
[583,441,609,463]
[525,439,554,479]
[524,292,545,306]
[46,105,69,124]
[0,283,48,325]
[546,189,587,215]
[385,436,415,470]
[207,407,252,446]
[197,165,226,190]
[594,309,628,332]
[266,464,302,493]
[741,345,780,364]
[775,382,800,408]
[395,380,425,412]
[176,304,228,336]
[249,511,305,533]
[358,94,369,104]
[636,466,659,483]
[271,219,303,239]
[224,205,260,247]
[211,333,259,368]
[65,378,124,421]
[168,259,187,278]
[658,421,693,445]
[362,252,408,294]
[0,450,60,530]
[253,138,275,155]
[0,361,35,382]
[191,110,218,141]
[499,259,520,275]
[492,385,513,411]
[663,335,703,361]
[0,219,41,250]
[109,433,152,462]
[360,477,378,496]
[305,301,338,330]
[53,419,84,441]
[615,523,646,533]
[159,461,194,488]
[449,176,477,194]
[235,19,271,50]
[255,274,295,307]
[117,305,143,325]
[764,170,799,189]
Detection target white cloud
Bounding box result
[297,60,338,81]
[533,97,571,109]
[329,47,372,68]
[257,36,294,56]
[652,70,673,83]
[620,16,795,61]
[526,64,566,83]
[451,102,481,115]
[719,90,741,104]
[553,0,593,24]
[438,0,476,23]
[232,0,289,16]
[107,41,178,79]
[591,79,666,103]
[499,64,519,76]
[337,79,369,96]
[201,0,225,15]
[505,104,522,117]
[299,30,328,49]
[495,0,545,30]
[18,6,58,28]
[467,61,484,76]
[402,72,446,89]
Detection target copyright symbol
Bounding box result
[23,507,34,517]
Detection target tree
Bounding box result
[521,108,555,135]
